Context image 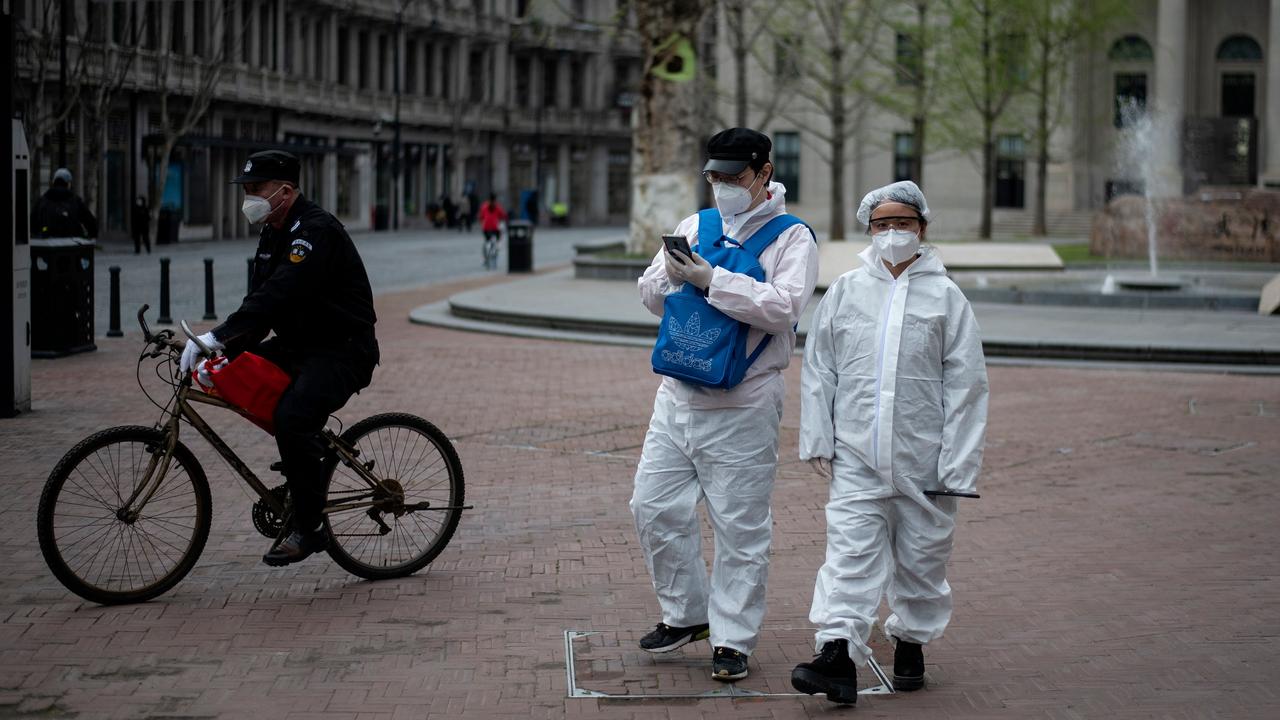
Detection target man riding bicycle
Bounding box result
[179,150,379,567]
[478,193,508,269]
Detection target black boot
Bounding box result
[791,639,858,704]
[893,637,925,691]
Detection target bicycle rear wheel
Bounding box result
[37,426,212,604]
[323,413,465,580]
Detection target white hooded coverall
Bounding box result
[632,181,819,654]
[799,246,988,663]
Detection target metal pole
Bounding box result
[392,5,403,231]
[58,0,69,168]
[202,258,217,320]
[107,266,123,337]
[157,257,172,324]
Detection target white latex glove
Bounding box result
[194,357,227,391]
[667,249,714,290]
[180,331,223,376]
[808,457,833,480]
[663,250,688,285]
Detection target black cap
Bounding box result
[702,128,771,175]
[231,150,300,185]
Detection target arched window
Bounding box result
[1108,35,1153,62]
[1216,35,1263,61]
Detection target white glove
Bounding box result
[194,357,227,391]
[666,249,714,290]
[180,331,223,376]
[808,457,833,480]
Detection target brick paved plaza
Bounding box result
[1,277,1278,719]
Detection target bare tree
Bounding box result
[81,3,145,226]
[1021,0,1128,235]
[861,0,945,189]
[145,1,243,238]
[771,0,881,240]
[934,0,1033,239]
[718,0,786,128]
[620,0,714,255]
[15,0,89,200]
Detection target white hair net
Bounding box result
[856,180,930,225]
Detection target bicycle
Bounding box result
[483,230,501,270]
[36,306,469,605]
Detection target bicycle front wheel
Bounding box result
[323,413,465,580]
[37,426,212,605]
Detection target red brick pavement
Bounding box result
[1,279,1278,719]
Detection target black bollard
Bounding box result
[247,257,253,294]
[158,257,172,324]
[107,266,123,337]
[203,258,217,320]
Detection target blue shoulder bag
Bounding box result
[651,208,811,389]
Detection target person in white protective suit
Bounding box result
[631,128,819,682]
[790,180,988,704]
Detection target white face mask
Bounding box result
[712,173,764,217]
[872,228,921,265]
[241,185,286,224]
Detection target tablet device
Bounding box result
[923,490,981,499]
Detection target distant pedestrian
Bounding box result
[458,193,474,233]
[131,196,151,254]
[31,167,97,239]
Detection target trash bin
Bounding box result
[30,238,96,357]
[156,208,179,245]
[507,220,534,273]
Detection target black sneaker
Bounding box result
[791,639,858,704]
[893,637,925,691]
[638,622,710,653]
[711,646,749,682]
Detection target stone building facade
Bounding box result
[13,0,643,241]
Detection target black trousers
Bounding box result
[133,229,150,254]
[254,337,377,532]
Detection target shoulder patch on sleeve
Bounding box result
[289,238,313,263]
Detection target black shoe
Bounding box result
[638,622,710,653]
[711,646,749,682]
[893,637,925,691]
[262,529,329,566]
[791,639,858,704]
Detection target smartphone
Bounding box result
[663,234,692,264]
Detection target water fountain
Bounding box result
[1106,100,1185,293]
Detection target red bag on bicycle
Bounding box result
[202,352,292,434]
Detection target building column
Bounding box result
[556,143,570,205]
[557,54,571,109]
[1264,0,1280,186]
[487,136,508,204]
[324,143,338,212]
[491,42,507,105]
[1154,0,1187,196]
[589,143,608,221]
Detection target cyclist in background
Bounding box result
[478,193,508,269]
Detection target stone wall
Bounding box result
[1091,189,1280,263]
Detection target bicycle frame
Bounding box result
[118,379,395,529]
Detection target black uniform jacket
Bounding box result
[213,196,378,360]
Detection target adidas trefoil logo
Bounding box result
[668,311,720,353]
